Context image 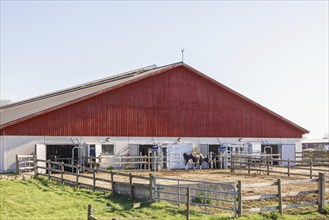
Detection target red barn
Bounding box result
[0,62,308,172]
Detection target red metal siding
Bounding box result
[1,66,303,138]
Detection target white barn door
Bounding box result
[128,144,139,169]
[281,144,295,166]
[129,144,139,156]
[167,144,180,169]
[35,144,46,174]
[167,143,193,169]
[95,144,102,163]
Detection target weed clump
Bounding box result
[192,193,211,205]
[319,205,329,214]
[260,212,281,220]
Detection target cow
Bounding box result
[183,153,211,171]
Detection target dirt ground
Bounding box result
[53,166,328,197]
[0,173,34,181]
[52,167,326,214]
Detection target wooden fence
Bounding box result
[296,151,329,165]
[238,173,328,217]
[87,204,99,220]
[231,154,329,178]
[35,159,153,200]
[33,158,329,218]
[84,155,168,171]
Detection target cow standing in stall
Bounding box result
[183,153,211,171]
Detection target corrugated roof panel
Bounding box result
[0,63,176,126]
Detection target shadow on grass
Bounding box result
[31,177,113,201]
[27,177,230,219]
[106,193,137,211]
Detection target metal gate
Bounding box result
[16,154,35,174]
[153,176,237,216]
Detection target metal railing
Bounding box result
[16,154,35,174]
[153,176,237,216]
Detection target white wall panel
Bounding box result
[281,144,296,166]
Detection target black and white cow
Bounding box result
[183,153,211,171]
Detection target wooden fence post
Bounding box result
[287,159,290,177]
[33,155,38,177]
[318,172,326,211]
[76,164,80,189]
[310,159,313,179]
[318,172,322,211]
[16,155,19,175]
[238,181,242,217]
[266,157,270,175]
[129,173,134,200]
[61,162,64,184]
[247,158,250,174]
[321,173,326,209]
[111,171,115,194]
[93,167,96,191]
[148,151,151,172]
[259,157,262,174]
[278,179,283,215]
[87,204,92,220]
[48,160,51,180]
[149,173,153,200]
[186,187,190,220]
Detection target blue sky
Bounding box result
[1,1,328,139]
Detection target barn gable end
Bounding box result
[0,64,307,138]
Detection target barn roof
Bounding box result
[302,139,329,144]
[0,62,309,134]
[0,63,178,127]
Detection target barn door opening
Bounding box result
[46,144,77,171]
[209,145,220,169]
[46,145,76,162]
[139,145,153,169]
[162,147,167,169]
[139,145,153,157]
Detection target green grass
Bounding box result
[0,177,226,219]
[0,177,328,220]
[239,211,328,220]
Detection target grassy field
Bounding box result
[0,176,328,220]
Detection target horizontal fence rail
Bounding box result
[237,173,328,217]
[35,159,153,200]
[231,154,329,179]
[83,155,170,171]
